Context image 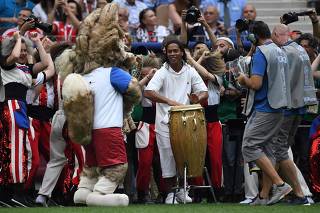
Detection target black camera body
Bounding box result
[25,15,53,34]
[235,19,254,32]
[281,10,314,25]
[185,6,201,25]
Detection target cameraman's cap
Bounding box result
[216,37,235,49]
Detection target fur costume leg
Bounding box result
[86,163,129,206]
[74,166,98,204]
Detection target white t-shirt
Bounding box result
[207,75,223,106]
[82,67,132,129]
[145,63,208,137]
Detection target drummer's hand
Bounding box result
[188,93,200,104]
[167,99,182,106]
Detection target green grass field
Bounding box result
[0,204,319,213]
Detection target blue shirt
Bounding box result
[228,27,252,51]
[252,48,283,113]
[0,0,35,28]
[200,0,247,27]
[110,67,132,94]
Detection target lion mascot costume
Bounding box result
[54,3,141,206]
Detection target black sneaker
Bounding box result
[288,196,310,206]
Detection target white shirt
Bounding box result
[1,64,32,88]
[83,67,124,129]
[207,75,223,106]
[145,63,208,136]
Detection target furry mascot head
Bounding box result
[57,3,134,80]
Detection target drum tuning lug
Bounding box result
[193,118,197,130]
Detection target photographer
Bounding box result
[47,0,82,42]
[229,4,257,55]
[2,8,44,39]
[180,7,218,48]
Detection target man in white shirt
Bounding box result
[144,39,208,204]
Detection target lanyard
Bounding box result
[64,24,73,41]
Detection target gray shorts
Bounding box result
[242,111,283,163]
[271,114,302,162]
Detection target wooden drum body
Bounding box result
[169,104,207,177]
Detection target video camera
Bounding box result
[185,6,201,25]
[235,19,254,33]
[281,10,314,25]
[24,15,53,34]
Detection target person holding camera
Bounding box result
[237,21,292,205]
[0,31,51,207]
[229,4,257,55]
[2,8,45,40]
[47,0,82,43]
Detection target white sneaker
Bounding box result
[239,198,253,204]
[176,190,192,203]
[306,197,315,204]
[165,193,179,204]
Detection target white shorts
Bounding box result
[156,133,176,178]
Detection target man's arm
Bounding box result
[237,74,263,90]
[144,90,182,106]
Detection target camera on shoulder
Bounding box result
[24,15,53,33]
[185,6,201,25]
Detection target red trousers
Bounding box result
[25,118,51,189]
[206,121,223,188]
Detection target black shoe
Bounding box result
[288,196,310,205]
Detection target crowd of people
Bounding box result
[0,0,320,208]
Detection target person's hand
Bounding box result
[167,99,182,106]
[29,32,41,43]
[181,10,187,22]
[185,48,192,59]
[220,86,225,96]
[237,73,246,85]
[20,19,35,34]
[63,2,71,16]
[55,0,65,8]
[146,68,157,80]
[308,9,318,24]
[13,31,21,40]
[42,37,55,53]
[198,15,207,26]
[201,50,211,59]
[188,93,200,104]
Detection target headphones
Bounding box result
[247,33,259,45]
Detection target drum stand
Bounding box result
[171,164,217,204]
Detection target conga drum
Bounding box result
[169,104,207,177]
